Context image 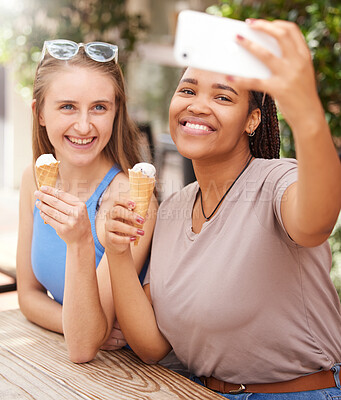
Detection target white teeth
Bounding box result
[186,122,210,131]
[68,137,93,145]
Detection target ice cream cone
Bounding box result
[129,169,155,246]
[35,162,60,189]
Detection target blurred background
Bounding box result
[0,0,340,308]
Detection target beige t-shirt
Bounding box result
[147,158,341,384]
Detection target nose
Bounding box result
[187,97,211,115]
[74,112,92,135]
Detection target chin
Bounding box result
[176,147,206,162]
[69,155,96,167]
[172,137,207,161]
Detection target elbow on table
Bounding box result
[18,300,28,318]
[68,350,97,364]
[18,295,34,322]
[136,344,170,366]
[67,344,99,364]
[139,355,159,365]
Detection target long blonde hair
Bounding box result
[32,49,142,174]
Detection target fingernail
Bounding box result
[130,236,136,242]
[128,201,135,208]
[137,229,144,236]
[136,216,145,224]
[246,18,255,24]
[236,34,244,41]
[35,200,41,208]
[40,186,48,191]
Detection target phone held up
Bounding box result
[174,10,281,79]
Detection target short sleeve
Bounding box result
[271,159,298,240]
[250,158,298,243]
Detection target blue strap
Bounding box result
[86,165,121,264]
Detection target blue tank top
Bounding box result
[31,165,148,305]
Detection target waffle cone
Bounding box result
[129,169,155,246]
[35,162,60,189]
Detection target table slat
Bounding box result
[0,309,224,400]
[0,349,83,399]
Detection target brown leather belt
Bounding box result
[200,368,339,394]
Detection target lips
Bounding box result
[179,117,216,134]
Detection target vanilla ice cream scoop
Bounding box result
[132,162,156,178]
[35,154,60,189]
[36,153,58,167]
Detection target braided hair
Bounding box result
[248,91,280,159]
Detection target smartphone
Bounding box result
[174,10,281,79]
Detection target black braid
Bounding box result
[248,91,280,159]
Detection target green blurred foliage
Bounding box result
[0,0,147,90]
[208,0,341,298]
[207,0,341,158]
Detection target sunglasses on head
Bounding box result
[40,40,118,63]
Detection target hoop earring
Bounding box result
[248,131,256,137]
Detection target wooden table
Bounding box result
[0,309,224,399]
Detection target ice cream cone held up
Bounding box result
[35,153,60,189]
[129,163,156,246]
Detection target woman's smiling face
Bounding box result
[169,68,253,163]
[37,65,116,167]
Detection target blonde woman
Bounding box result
[17,40,157,362]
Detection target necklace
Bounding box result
[199,154,253,221]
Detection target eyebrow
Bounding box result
[179,78,238,96]
[54,100,113,104]
[213,83,238,96]
[180,78,197,85]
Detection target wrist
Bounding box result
[67,232,94,251]
[291,112,329,140]
[287,95,327,134]
[106,246,133,265]
[277,84,326,132]
[65,235,96,274]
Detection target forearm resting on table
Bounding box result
[63,292,109,363]
[108,252,171,364]
[63,243,111,363]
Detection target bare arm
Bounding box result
[36,175,158,362]
[232,20,341,246]
[17,165,63,333]
[105,198,172,364]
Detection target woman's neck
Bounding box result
[191,150,253,234]
[194,151,252,200]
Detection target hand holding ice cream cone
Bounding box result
[128,163,156,246]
